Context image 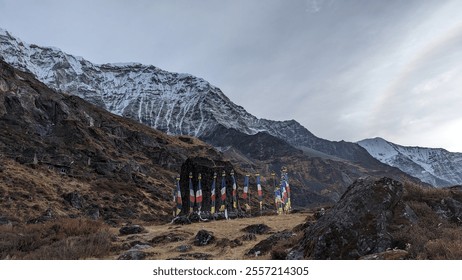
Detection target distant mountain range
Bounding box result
[0,27,382,166]
[1,27,457,191]
[358,138,462,187]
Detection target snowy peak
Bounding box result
[358,138,462,187]
[356,137,398,161]
[1,27,389,168]
[0,28,319,142]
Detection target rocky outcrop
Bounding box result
[292,177,410,259]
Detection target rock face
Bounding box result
[358,137,462,187]
[296,177,406,259]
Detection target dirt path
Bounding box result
[109,212,310,260]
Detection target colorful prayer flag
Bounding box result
[243,174,250,210]
[220,171,226,212]
[189,172,195,213]
[211,172,217,214]
[175,176,182,216]
[256,173,263,212]
[231,170,237,209]
[196,173,203,212]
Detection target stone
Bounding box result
[246,231,294,256]
[314,208,326,220]
[86,207,100,220]
[119,224,145,235]
[193,230,215,246]
[360,249,409,260]
[294,177,405,259]
[117,250,146,260]
[177,253,212,260]
[63,191,85,209]
[0,216,12,227]
[176,245,192,252]
[241,233,257,241]
[241,224,271,235]
[150,232,189,244]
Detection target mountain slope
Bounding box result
[358,137,462,187]
[0,27,383,167]
[0,58,230,224]
[1,28,427,202]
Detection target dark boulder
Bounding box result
[241,233,257,241]
[193,230,215,246]
[119,224,145,235]
[151,232,189,244]
[241,224,271,235]
[176,253,213,260]
[246,231,294,256]
[0,216,11,226]
[63,191,85,209]
[117,250,146,260]
[176,245,192,252]
[292,177,407,259]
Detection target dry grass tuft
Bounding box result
[392,182,462,259]
[0,218,113,259]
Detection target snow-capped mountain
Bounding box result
[0,27,379,166]
[358,137,462,187]
[0,29,293,136]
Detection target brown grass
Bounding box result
[107,212,309,260]
[392,182,462,259]
[0,218,113,259]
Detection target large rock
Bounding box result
[63,191,85,209]
[193,230,215,246]
[117,250,146,260]
[241,224,271,235]
[246,231,294,257]
[294,177,406,259]
[119,224,145,235]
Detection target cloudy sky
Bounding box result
[1,0,462,152]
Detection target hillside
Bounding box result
[0,58,226,224]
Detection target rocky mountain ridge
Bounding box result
[0,27,383,167]
[358,137,462,187]
[0,58,230,224]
